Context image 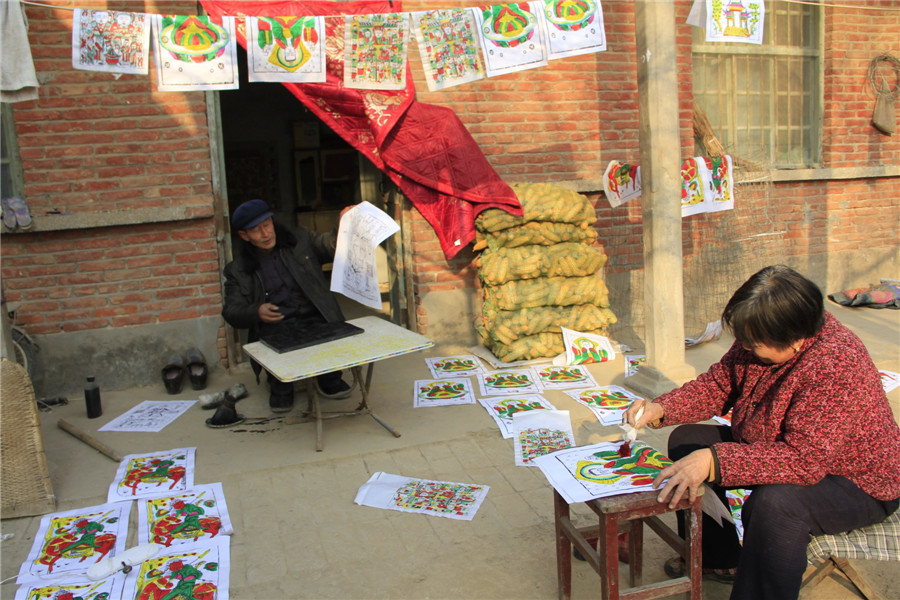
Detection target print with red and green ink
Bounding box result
[478,394,556,438]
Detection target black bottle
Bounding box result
[84,376,102,419]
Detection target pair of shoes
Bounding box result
[315,377,353,400]
[1,197,33,231]
[161,348,208,394]
[663,556,737,583]
[572,532,630,563]
[269,393,294,413]
[199,383,248,410]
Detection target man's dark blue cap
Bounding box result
[231,199,274,231]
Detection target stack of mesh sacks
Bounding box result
[473,182,617,362]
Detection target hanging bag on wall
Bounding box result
[869,54,900,136]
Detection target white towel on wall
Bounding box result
[1,0,39,103]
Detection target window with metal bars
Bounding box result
[692,0,822,169]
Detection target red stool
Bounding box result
[554,488,703,599]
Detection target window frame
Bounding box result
[1,103,25,199]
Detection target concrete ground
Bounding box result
[2,302,898,600]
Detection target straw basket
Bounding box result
[1,358,56,519]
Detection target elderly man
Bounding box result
[222,199,352,412]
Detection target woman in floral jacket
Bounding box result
[624,265,900,600]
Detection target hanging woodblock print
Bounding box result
[14,575,126,600]
[602,160,641,207]
[247,16,326,83]
[108,448,196,503]
[413,378,476,407]
[540,0,606,60]
[477,367,543,396]
[355,472,490,521]
[473,2,548,78]
[513,409,575,466]
[72,9,151,74]
[700,0,765,45]
[152,14,239,91]
[532,364,597,390]
[625,354,645,377]
[344,13,409,90]
[479,394,557,438]
[562,327,616,364]
[137,483,234,548]
[564,385,643,426]
[16,502,131,584]
[535,441,673,503]
[681,157,708,218]
[424,355,485,379]
[702,154,735,212]
[411,8,484,91]
[119,538,230,600]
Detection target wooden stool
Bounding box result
[554,488,703,600]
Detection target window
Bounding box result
[692,1,822,168]
[1,103,24,198]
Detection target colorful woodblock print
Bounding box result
[541,0,607,60]
[247,16,326,82]
[534,441,672,502]
[473,2,548,77]
[73,9,151,74]
[17,503,130,583]
[414,378,476,407]
[478,368,542,395]
[425,354,483,378]
[343,13,409,90]
[602,160,641,207]
[479,394,556,438]
[565,385,643,425]
[355,472,490,521]
[153,15,238,91]
[411,8,484,91]
[138,483,233,548]
[108,448,195,503]
[14,576,125,600]
[706,0,765,44]
[533,365,596,389]
[513,409,574,466]
[120,538,229,600]
[727,488,752,542]
[562,326,616,364]
[625,354,645,377]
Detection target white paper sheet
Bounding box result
[625,354,646,377]
[137,482,234,548]
[108,448,196,503]
[513,409,575,467]
[413,378,476,407]
[471,2,549,78]
[478,394,556,438]
[17,502,132,584]
[477,368,543,396]
[534,440,672,503]
[151,15,239,91]
[331,201,400,309]
[531,364,597,390]
[685,320,723,347]
[424,355,485,379]
[119,537,230,600]
[562,326,616,364]
[880,370,900,394]
[355,471,489,520]
[541,0,607,60]
[246,16,327,83]
[564,385,644,426]
[99,400,195,432]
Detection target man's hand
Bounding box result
[623,400,663,428]
[258,303,284,323]
[653,448,713,509]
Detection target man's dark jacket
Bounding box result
[222,221,345,359]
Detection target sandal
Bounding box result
[6,196,32,230]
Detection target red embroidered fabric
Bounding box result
[200,0,521,258]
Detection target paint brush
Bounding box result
[618,404,644,456]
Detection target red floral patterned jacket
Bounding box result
[655,312,900,500]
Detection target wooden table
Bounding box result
[243,316,433,451]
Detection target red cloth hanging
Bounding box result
[200,0,521,259]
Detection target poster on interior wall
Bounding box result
[246,16,326,83]
[119,538,230,600]
[344,13,409,90]
[472,2,549,78]
[540,0,607,60]
[411,8,485,92]
[602,160,641,208]
[151,14,239,91]
[687,0,765,45]
[16,502,131,584]
[702,154,735,212]
[72,9,151,74]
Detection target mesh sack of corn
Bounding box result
[480,329,610,362]
[475,242,607,285]
[480,304,618,346]
[483,276,611,310]
[475,182,596,233]
[475,221,599,252]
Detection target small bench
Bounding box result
[800,509,900,600]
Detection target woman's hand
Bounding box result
[623,400,664,428]
[653,448,713,509]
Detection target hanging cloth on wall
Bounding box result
[0,0,39,103]
[869,54,899,136]
[200,0,521,259]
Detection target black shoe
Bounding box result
[664,556,737,583]
[269,393,294,413]
[161,354,185,394]
[316,377,352,400]
[186,347,208,390]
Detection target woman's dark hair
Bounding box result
[722,265,825,349]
